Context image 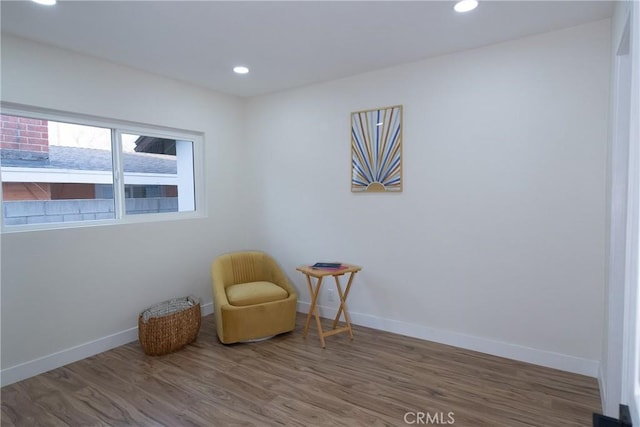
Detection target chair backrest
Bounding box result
[213,251,278,288]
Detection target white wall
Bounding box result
[0,35,253,381]
[0,18,613,385]
[246,20,611,374]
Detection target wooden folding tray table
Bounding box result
[296,263,361,348]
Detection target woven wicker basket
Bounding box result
[138,298,201,356]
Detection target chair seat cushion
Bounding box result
[226,281,289,307]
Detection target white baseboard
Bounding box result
[598,364,606,413]
[2,301,598,387]
[297,301,600,378]
[0,327,138,387]
[201,301,214,316]
[0,302,214,387]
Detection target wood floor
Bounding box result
[2,313,600,426]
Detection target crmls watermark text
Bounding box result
[404,411,455,425]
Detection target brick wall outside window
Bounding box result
[0,115,49,155]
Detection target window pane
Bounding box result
[1,114,114,226]
[121,133,195,215]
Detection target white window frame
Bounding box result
[0,102,206,233]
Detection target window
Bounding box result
[120,133,195,215]
[0,106,202,230]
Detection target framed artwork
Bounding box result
[351,105,403,192]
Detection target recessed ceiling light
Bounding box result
[233,66,249,75]
[454,0,478,13]
[32,0,57,5]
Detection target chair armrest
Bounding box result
[267,257,298,298]
[211,261,231,307]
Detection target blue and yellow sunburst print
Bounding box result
[351,105,403,192]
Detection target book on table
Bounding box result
[311,262,344,270]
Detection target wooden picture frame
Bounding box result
[351,105,403,192]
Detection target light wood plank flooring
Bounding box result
[2,313,600,426]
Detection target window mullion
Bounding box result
[112,129,126,219]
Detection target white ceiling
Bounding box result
[1,0,614,98]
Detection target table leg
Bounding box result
[303,275,326,348]
[332,272,356,341]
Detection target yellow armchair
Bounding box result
[211,251,297,344]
